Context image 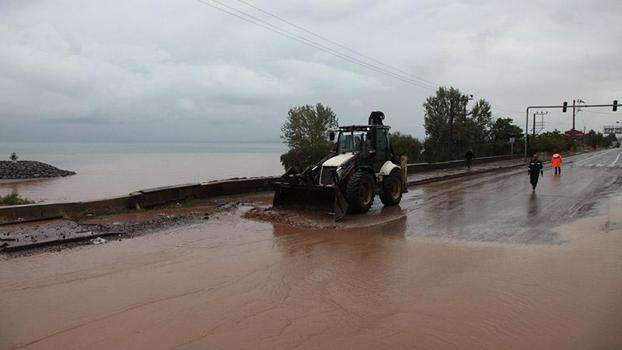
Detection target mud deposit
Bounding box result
[243,194,407,230]
[0,199,243,255]
[243,207,337,229]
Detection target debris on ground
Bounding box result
[0,198,240,254]
[243,206,336,229]
[91,237,107,245]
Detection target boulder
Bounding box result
[0,161,76,180]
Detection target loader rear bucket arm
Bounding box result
[273,182,348,221]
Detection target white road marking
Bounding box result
[576,149,616,166]
[608,152,622,167]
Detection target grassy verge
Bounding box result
[0,192,35,206]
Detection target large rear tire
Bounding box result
[346,170,375,213]
[379,168,402,206]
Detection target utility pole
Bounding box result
[572,100,577,130]
[572,99,586,131]
[532,111,548,138]
[448,99,453,155]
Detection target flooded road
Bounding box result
[1,150,622,349]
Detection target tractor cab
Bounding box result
[333,124,394,173]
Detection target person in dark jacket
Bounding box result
[528,153,544,191]
[465,149,475,170]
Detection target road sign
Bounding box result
[509,137,515,144]
[604,126,622,134]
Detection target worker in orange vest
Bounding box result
[551,151,563,175]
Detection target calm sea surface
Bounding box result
[0,142,286,204]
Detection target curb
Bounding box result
[1,230,124,252]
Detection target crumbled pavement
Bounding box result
[0,198,252,256]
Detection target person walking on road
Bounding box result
[528,153,544,192]
[551,151,563,175]
[465,149,475,170]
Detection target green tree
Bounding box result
[390,132,422,163]
[423,87,494,160]
[423,87,468,161]
[423,87,466,142]
[488,117,523,155]
[589,131,612,148]
[534,131,568,152]
[584,130,611,149]
[280,103,338,171]
[490,118,523,142]
[605,133,617,147]
[467,99,493,143]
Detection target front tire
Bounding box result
[379,168,402,206]
[346,170,375,213]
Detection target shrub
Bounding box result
[0,192,34,206]
[390,132,422,163]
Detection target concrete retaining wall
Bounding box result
[0,196,131,224]
[127,177,278,210]
[0,177,279,224]
[407,155,522,173]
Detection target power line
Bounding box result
[583,110,620,116]
[195,0,525,116]
[232,0,437,88]
[195,0,436,89]
[492,107,523,115]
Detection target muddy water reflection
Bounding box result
[527,193,539,218]
[1,210,621,349]
[264,212,622,350]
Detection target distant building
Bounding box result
[603,125,622,135]
[564,129,585,140]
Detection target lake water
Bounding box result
[0,142,286,204]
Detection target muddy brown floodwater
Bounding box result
[1,207,621,349]
[2,154,622,350]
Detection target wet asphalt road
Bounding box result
[2,150,622,350]
[391,149,622,244]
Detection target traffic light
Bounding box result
[562,101,568,112]
[614,100,619,112]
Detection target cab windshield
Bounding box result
[337,131,367,154]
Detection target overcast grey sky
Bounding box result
[1,0,621,142]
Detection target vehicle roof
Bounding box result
[337,125,391,131]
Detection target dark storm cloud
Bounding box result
[0,0,621,142]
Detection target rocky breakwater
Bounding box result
[0,161,76,179]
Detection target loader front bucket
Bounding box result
[272,182,348,221]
